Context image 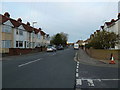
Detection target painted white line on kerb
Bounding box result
[77,65,79,68]
[77,63,79,66]
[77,61,79,64]
[76,79,82,85]
[87,79,95,86]
[18,58,42,67]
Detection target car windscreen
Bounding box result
[47,46,52,48]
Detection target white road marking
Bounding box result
[75,52,77,56]
[100,79,120,81]
[76,73,79,77]
[81,78,120,81]
[76,79,82,85]
[18,58,42,67]
[77,63,79,66]
[74,52,78,61]
[76,69,79,72]
[87,79,95,86]
[76,78,120,87]
[77,65,79,68]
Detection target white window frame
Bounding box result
[2,25,12,33]
[2,40,11,48]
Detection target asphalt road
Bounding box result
[75,49,120,89]
[2,47,120,89]
[2,47,76,88]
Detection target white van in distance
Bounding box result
[74,43,79,50]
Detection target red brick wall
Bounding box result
[9,47,46,56]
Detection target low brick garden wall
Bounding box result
[9,47,46,56]
[85,48,120,60]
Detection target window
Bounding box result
[24,41,27,48]
[29,42,32,48]
[2,40,11,48]
[32,33,35,38]
[27,41,29,47]
[16,29,23,35]
[16,41,18,47]
[19,30,23,35]
[16,30,19,35]
[33,42,35,48]
[16,41,23,48]
[19,41,23,47]
[2,25,11,33]
[38,34,40,39]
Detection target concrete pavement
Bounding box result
[76,48,120,68]
[75,48,120,89]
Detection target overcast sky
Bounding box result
[1,1,119,42]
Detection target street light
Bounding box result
[32,22,37,27]
[32,22,37,48]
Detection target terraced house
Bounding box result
[86,13,120,50]
[102,13,120,49]
[0,12,50,54]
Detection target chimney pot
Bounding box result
[39,28,42,30]
[17,18,22,23]
[27,22,30,26]
[4,12,10,18]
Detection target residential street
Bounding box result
[2,47,120,89]
[2,47,76,88]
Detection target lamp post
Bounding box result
[32,22,37,27]
[32,22,37,48]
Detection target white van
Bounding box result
[74,44,79,50]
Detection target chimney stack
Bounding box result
[17,18,22,23]
[111,19,115,22]
[4,12,10,18]
[27,22,30,26]
[39,28,42,30]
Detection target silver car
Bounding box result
[47,45,56,52]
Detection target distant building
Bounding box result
[76,40,84,46]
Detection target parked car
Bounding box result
[52,46,57,51]
[47,45,57,52]
[57,45,64,50]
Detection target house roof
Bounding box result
[34,28,40,34]
[96,30,100,32]
[105,22,112,26]
[10,18,21,27]
[1,12,48,35]
[101,26,104,29]
[40,30,46,35]
[0,14,9,24]
[111,19,116,22]
[76,40,84,43]
[22,23,33,32]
